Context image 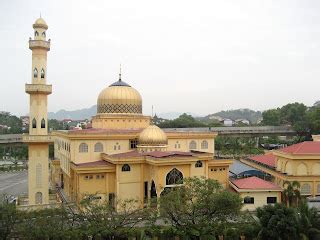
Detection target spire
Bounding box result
[119,64,122,82]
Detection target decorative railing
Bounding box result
[29,40,50,49]
[22,134,53,143]
[25,84,52,94]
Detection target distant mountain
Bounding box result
[199,109,262,124]
[48,105,96,120]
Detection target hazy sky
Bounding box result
[1,0,320,117]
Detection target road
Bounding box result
[0,170,28,196]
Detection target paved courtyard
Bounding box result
[0,170,28,196]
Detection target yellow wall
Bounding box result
[239,191,281,211]
[28,144,49,205]
[208,165,229,188]
[92,115,150,129]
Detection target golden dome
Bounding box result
[97,77,142,115]
[33,17,48,29]
[138,125,168,146]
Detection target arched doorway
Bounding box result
[35,192,43,204]
[150,180,157,198]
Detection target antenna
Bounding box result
[119,64,122,81]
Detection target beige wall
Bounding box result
[92,115,150,129]
[208,165,229,188]
[167,138,214,154]
[28,144,49,205]
[239,191,281,211]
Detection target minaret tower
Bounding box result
[23,17,52,205]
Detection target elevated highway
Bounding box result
[0,126,296,144]
[164,126,296,137]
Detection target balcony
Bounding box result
[22,134,53,143]
[25,84,52,95]
[29,40,50,50]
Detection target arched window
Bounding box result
[79,143,88,153]
[166,168,183,185]
[195,160,203,168]
[41,118,45,128]
[114,142,120,151]
[41,68,45,79]
[35,31,39,37]
[122,164,131,172]
[189,141,197,150]
[201,140,208,149]
[34,68,38,78]
[94,142,103,152]
[32,118,37,128]
[301,183,311,195]
[35,192,42,204]
[42,31,46,37]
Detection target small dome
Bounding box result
[138,125,168,146]
[97,78,142,115]
[33,17,48,29]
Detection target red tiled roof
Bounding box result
[108,150,194,159]
[248,153,276,168]
[231,176,282,190]
[278,141,320,155]
[74,160,113,167]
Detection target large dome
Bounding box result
[138,125,168,146]
[97,78,142,115]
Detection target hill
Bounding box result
[199,109,262,124]
[48,105,96,120]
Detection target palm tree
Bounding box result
[283,181,301,207]
[297,201,320,239]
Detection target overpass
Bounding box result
[0,126,296,144]
[0,134,23,144]
[163,126,296,137]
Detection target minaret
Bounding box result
[23,17,52,205]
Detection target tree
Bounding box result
[257,203,299,240]
[157,113,207,128]
[16,207,79,239]
[283,181,301,207]
[0,199,18,240]
[297,201,320,240]
[78,197,152,239]
[159,177,243,239]
[262,109,281,126]
[280,103,307,126]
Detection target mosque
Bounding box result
[24,17,232,207]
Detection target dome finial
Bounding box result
[119,64,122,82]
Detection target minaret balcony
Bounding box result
[22,134,53,143]
[29,40,50,50]
[25,84,52,95]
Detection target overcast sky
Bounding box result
[1,0,319,117]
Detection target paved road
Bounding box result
[0,171,28,196]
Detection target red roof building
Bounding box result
[248,153,276,168]
[231,176,282,191]
[278,141,320,155]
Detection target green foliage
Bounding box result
[262,109,281,126]
[48,119,64,131]
[157,113,207,128]
[297,201,320,240]
[215,136,264,158]
[262,102,320,136]
[78,197,153,239]
[0,199,18,240]
[0,112,23,134]
[282,181,301,207]
[159,177,244,239]
[257,203,300,240]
